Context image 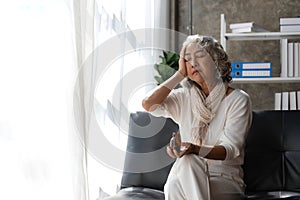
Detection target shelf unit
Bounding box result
[220,14,300,83]
[233,77,300,84]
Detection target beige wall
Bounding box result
[171,0,300,110]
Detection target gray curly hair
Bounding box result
[183,34,232,83]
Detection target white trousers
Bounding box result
[164,155,244,200]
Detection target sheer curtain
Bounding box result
[0,0,86,200]
[0,0,173,200]
[71,0,172,199]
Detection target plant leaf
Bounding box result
[154,76,164,85]
[154,64,159,71]
[154,50,180,85]
[157,64,177,81]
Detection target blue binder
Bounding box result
[231,62,272,70]
[231,69,272,78]
[231,62,272,78]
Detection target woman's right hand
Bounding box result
[167,132,182,158]
[178,46,187,77]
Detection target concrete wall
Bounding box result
[171,0,300,110]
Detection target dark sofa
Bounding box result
[105,110,300,200]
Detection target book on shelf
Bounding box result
[288,42,294,77]
[280,25,300,32]
[230,22,257,29]
[231,70,271,78]
[231,27,269,33]
[281,41,300,78]
[298,91,300,110]
[281,39,288,77]
[294,43,299,77]
[230,22,269,33]
[280,17,300,32]
[231,62,272,78]
[274,93,281,110]
[274,91,300,110]
[231,62,271,70]
[282,92,289,110]
[289,91,297,110]
[280,17,300,25]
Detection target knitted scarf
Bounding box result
[190,80,227,145]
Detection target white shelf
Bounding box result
[220,14,300,50]
[221,14,300,84]
[225,32,300,41]
[232,77,300,84]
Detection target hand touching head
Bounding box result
[182,35,232,84]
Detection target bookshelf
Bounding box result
[224,32,300,42]
[233,77,300,84]
[220,14,300,83]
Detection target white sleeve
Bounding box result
[149,88,185,123]
[219,92,252,160]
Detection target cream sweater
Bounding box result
[150,87,252,183]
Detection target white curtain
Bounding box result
[71,0,172,199]
[0,0,173,200]
[0,0,86,200]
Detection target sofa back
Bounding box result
[121,112,179,191]
[243,110,300,193]
[121,110,300,193]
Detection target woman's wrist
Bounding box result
[161,71,185,90]
[174,71,185,80]
[177,70,186,77]
[192,144,200,155]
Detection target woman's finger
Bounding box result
[179,46,186,58]
[167,146,177,158]
[178,47,187,77]
[174,149,182,158]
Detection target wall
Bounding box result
[172,0,300,110]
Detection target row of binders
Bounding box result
[275,91,300,110]
[281,41,300,77]
[280,18,300,77]
[231,62,272,78]
[280,17,300,32]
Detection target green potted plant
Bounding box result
[154,50,180,85]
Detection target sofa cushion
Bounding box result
[243,110,300,196]
[245,191,300,199]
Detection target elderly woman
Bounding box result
[142,35,252,200]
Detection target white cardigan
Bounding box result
[150,87,252,183]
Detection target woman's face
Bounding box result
[184,43,218,86]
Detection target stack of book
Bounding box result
[229,22,269,33]
[280,40,300,77]
[231,62,272,78]
[275,91,300,110]
[280,17,300,32]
